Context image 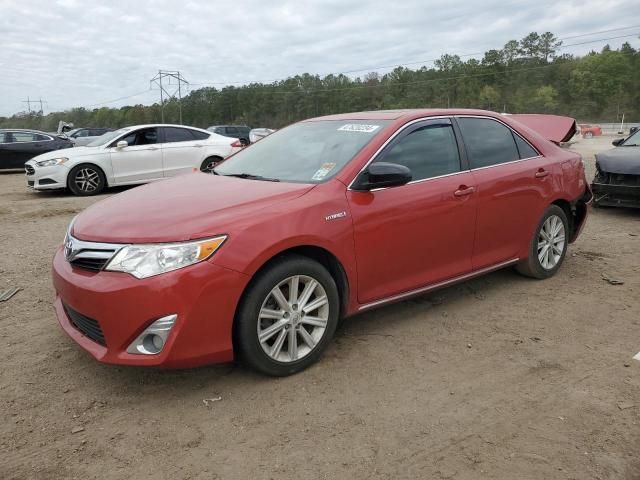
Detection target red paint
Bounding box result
[53,109,591,368]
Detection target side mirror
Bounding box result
[116,140,128,149]
[612,138,624,147]
[352,162,412,191]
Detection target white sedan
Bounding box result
[25,124,242,195]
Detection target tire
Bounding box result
[200,156,223,173]
[67,164,106,196]
[516,205,569,279]
[234,254,340,376]
[584,132,593,139]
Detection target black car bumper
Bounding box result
[592,182,640,208]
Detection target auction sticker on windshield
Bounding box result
[311,162,337,181]
[337,124,380,133]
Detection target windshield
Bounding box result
[215,120,390,183]
[622,129,640,146]
[86,127,130,147]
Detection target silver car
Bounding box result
[65,128,113,146]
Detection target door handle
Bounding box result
[193,144,204,148]
[454,185,475,197]
[148,147,159,151]
[535,169,549,178]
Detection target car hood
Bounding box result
[595,147,640,175]
[72,173,316,243]
[30,146,99,163]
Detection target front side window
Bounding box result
[457,117,520,169]
[162,127,195,143]
[225,127,239,135]
[120,128,159,146]
[216,120,390,183]
[376,123,461,181]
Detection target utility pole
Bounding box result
[150,70,188,124]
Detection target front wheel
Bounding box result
[516,205,569,279]
[234,255,340,376]
[67,164,106,196]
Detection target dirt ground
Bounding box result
[1,136,639,480]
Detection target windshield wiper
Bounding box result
[221,173,280,182]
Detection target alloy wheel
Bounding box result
[537,214,566,270]
[257,275,329,363]
[74,168,101,192]
[201,159,219,173]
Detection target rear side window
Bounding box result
[190,130,210,140]
[377,124,461,181]
[162,127,194,143]
[225,127,239,135]
[513,134,539,159]
[457,118,519,168]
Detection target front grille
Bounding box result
[39,178,57,185]
[64,304,106,346]
[70,256,111,271]
[65,234,121,272]
[25,165,35,175]
[597,172,640,187]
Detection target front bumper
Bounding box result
[52,247,250,368]
[592,182,640,208]
[25,161,70,190]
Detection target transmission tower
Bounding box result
[150,70,188,124]
[22,97,46,115]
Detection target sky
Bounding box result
[1,0,639,116]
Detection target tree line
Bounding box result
[1,32,638,132]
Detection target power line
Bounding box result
[7,27,639,115]
[188,27,640,87]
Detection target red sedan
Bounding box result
[578,124,603,138]
[53,109,592,376]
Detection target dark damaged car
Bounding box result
[592,129,640,208]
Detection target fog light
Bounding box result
[127,314,177,355]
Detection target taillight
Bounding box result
[230,140,243,148]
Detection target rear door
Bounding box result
[348,118,477,304]
[159,127,202,177]
[109,127,163,183]
[456,116,555,269]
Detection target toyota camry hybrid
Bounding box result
[53,109,592,376]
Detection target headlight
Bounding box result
[105,236,227,279]
[36,157,68,167]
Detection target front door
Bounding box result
[347,118,477,304]
[109,127,163,184]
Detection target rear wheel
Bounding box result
[67,164,106,196]
[516,205,569,279]
[200,156,223,173]
[235,255,340,376]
